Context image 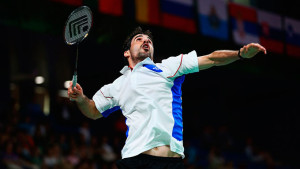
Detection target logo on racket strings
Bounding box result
[68,15,89,38]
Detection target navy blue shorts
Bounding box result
[116,154,184,169]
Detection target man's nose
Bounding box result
[143,39,150,44]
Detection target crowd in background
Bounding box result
[0,98,294,169]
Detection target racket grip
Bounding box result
[70,75,77,101]
[72,74,77,88]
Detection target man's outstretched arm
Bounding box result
[68,82,103,120]
[197,43,267,70]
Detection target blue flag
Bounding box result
[197,0,228,40]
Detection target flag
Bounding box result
[197,0,228,40]
[135,0,160,25]
[285,17,300,58]
[161,0,196,33]
[257,9,284,54]
[51,0,82,6]
[99,0,123,16]
[229,2,259,45]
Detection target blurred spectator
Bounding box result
[65,145,80,168]
[75,159,96,169]
[16,129,35,161]
[43,144,63,168]
[18,116,36,136]
[245,137,265,163]
[2,141,21,168]
[216,125,234,151]
[202,125,216,149]
[245,137,278,167]
[99,136,117,169]
[1,141,38,169]
[59,134,69,155]
[31,146,43,167]
[0,97,293,169]
[222,161,235,169]
[78,121,91,145]
[184,140,198,166]
[208,146,225,169]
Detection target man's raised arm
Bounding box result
[197,43,267,70]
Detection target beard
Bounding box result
[138,51,151,59]
[131,49,152,62]
[128,47,153,64]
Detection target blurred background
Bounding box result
[0,0,299,169]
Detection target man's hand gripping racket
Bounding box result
[68,82,84,102]
[64,6,93,101]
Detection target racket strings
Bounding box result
[65,7,92,45]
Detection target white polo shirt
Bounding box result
[92,51,199,159]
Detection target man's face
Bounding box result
[124,34,154,63]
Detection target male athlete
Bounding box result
[68,27,267,169]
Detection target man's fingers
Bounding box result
[68,90,77,96]
[250,43,267,54]
[73,86,82,95]
[260,46,267,54]
[244,45,249,53]
[75,83,82,90]
[69,94,78,99]
[72,87,79,94]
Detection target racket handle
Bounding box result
[70,75,77,101]
[72,74,77,88]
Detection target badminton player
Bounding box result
[68,27,267,169]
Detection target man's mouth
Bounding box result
[142,44,149,52]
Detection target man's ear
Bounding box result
[124,50,130,58]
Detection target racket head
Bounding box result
[64,6,93,45]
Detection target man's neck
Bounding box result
[128,57,149,69]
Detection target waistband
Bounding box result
[135,154,182,161]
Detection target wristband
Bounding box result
[238,48,244,60]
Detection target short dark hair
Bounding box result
[123,26,153,52]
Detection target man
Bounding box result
[68,27,267,169]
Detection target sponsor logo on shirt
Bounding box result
[143,64,163,72]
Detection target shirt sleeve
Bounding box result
[92,84,119,117]
[159,50,199,79]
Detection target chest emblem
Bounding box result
[143,64,163,72]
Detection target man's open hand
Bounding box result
[240,43,267,59]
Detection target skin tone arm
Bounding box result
[198,43,267,70]
[68,82,103,120]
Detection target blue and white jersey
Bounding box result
[92,51,199,159]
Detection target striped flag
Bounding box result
[161,0,197,33]
[51,0,82,6]
[285,17,300,58]
[98,0,123,16]
[229,2,259,45]
[197,0,228,40]
[257,9,284,54]
[135,0,160,25]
